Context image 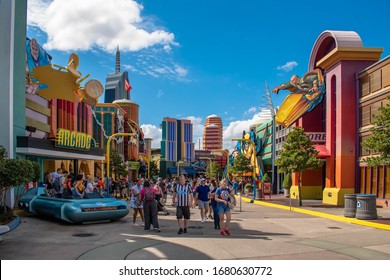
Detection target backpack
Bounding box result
[144,187,155,201]
[52,176,62,192]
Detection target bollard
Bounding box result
[344,194,357,218]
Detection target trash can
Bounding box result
[344,194,357,218]
[356,194,377,220]
[255,189,262,200]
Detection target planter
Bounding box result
[284,188,290,198]
[0,215,21,242]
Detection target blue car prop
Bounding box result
[18,187,129,224]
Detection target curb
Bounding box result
[240,196,390,231]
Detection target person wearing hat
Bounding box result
[194,178,211,223]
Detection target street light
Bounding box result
[211,149,230,180]
[177,160,184,177]
[105,132,136,193]
[232,138,258,200]
[199,157,212,177]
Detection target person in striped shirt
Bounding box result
[173,175,194,234]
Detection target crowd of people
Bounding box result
[43,169,238,236]
[129,175,237,237]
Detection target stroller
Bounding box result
[155,194,169,215]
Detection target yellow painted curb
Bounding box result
[240,196,390,231]
[13,210,26,215]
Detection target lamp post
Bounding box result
[199,157,212,177]
[232,138,258,200]
[105,132,136,193]
[211,149,230,180]
[177,160,184,177]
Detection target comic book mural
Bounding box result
[26,38,51,95]
[26,38,104,106]
[230,128,270,178]
[272,68,326,127]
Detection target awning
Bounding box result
[183,167,197,175]
[315,145,331,159]
[168,167,178,174]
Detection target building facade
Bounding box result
[358,56,390,203]
[160,117,195,177]
[286,30,384,204]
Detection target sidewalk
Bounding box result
[2,194,390,260]
[239,193,390,231]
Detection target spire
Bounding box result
[115,45,120,73]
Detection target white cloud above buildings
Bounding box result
[140,124,162,148]
[277,61,298,72]
[27,0,177,53]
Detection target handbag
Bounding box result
[227,195,235,209]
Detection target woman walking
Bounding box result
[140,180,160,232]
[130,179,145,226]
[214,179,236,236]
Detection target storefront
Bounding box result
[288,30,384,205]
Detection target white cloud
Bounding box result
[277,61,298,72]
[223,108,272,151]
[27,0,177,53]
[157,89,164,98]
[141,124,161,148]
[244,106,257,115]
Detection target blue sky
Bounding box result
[26,0,390,150]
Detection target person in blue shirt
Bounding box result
[194,178,211,223]
[215,179,236,236]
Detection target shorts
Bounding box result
[176,206,191,220]
[217,203,231,215]
[198,200,209,209]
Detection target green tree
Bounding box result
[274,127,322,206]
[362,98,390,166]
[282,173,292,190]
[150,160,159,178]
[206,162,223,179]
[0,146,39,221]
[230,153,252,177]
[110,149,128,179]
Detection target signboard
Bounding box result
[305,132,326,143]
[128,161,141,171]
[55,129,94,151]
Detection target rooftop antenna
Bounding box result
[115,45,120,73]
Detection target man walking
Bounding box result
[173,175,193,234]
[194,178,210,223]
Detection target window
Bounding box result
[370,70,381,93]
[360,75,370,97]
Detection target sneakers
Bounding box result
[201,218,204,223]
[204,215,208,220]
[219,231,225,236]
[132,222,137,226]
[208,215,213,219]
[183,228,187,233]
[178,228,183,234]
[224,229,231,236]
[154,228,161,232]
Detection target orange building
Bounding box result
[289,30,383,205]
[202,115,227,168]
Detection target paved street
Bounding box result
[1,196,390,260]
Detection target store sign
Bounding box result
[306,132,326,143]
[128,161,141,171]
[55,129,94,151]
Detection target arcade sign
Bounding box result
[55,129,94,151]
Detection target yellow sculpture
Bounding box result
[31,53,103,106]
